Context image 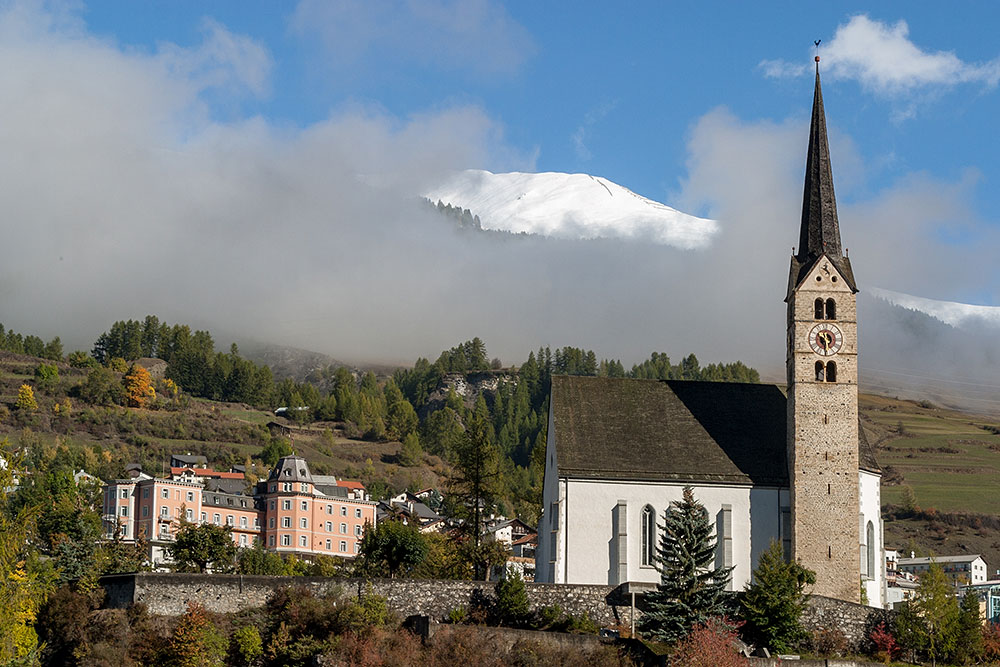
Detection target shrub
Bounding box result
[447,607,467,624]
[670,617,748,667]
[230,625,263,666]
[869,621,899,664]
[15,384,38,411]
[811,626,848,657]
[168,602,226,667]
[494,570,530,627]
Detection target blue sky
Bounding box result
[80,1,1000,216]
[3,0,1000,368]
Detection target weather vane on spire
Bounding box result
[814,40,821,70]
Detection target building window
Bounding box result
[143,488,149,498]
[120,506,129,517]
[254,517,260,528]
[186,491,194,502]
[826,361,837,383]
[826,298,836,320]
[282,500,291,511]
[269,517,275,529]
[301,483,308,493]
[200,512,206,522]
[270,484,276,493]
[162,488,169,499]
[240,534,247,546]
[641,505,655,567]
[340,523,348,534]
[815,361,825,382]
[142,506,149,517]
[213,513,221,525]
[327,505,333,515]
[300,535,308,547]
[186,509,193,521]
[866,521,876,580]
[355,525,362,536]
[225,515,233,526]
[282,517,291,528]
[326,539,332,550]
[300,518,308,529]
[240,516,247,528]
[269,535,275,546]
[161,506,169,517]
[814,298,824,319]
[550,502,559,531]
[340,541,347,552]
[355,508,362,518]
[355,543,360,554]
[269,500,276,511]
[160,524,169,536]
[301,501,308,511]
[326,521,332,532]
[341,506,347,516]
[120,489,128,499]
[281,535,290,546]
[283,483,292,492]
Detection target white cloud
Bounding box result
[157,18,273,99]
[762,15,1000,95]
[571,100,617,161]
[289,0,535,77]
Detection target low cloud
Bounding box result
[762,15,1000,96]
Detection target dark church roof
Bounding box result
[551,376,789,486]
[551,376,880,485]
[788,63,857,297]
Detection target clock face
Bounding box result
[809,323,843,356]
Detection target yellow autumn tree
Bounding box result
[123,365,156,408]
[14,384,37,412]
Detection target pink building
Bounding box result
[102,455,376,569]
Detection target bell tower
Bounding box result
[785,57,860,602]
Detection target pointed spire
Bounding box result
[797,57,842,261]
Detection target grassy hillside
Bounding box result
[861,393,1000,575]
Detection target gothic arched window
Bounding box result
[825,298,837,320]
[866,521,876,580]
[814,298,824,319]
[641,505,656,566]
[826,361,837,383]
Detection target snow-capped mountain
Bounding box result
[870,287,1000,329]
[425,169,717,249]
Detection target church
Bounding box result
[534,63,885,608]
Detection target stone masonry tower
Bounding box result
[786,59,861,603]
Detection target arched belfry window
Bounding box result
[825,298,837,320]
[815,361,825,382]
[814,298,824,319]
[641,505,656,566]
[866,521,876,580]
[826,361,837,383]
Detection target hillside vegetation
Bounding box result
[861,393,1000,575]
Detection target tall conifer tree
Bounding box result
[639,487,733,643]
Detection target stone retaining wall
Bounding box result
[100,573,631,627]
[100,572,886,648]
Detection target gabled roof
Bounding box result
[789,63,857,296]
[550,377,789,486]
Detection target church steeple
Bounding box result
[788,57,857,296]
[799,60,842,260]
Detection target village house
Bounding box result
[102,454,376,568]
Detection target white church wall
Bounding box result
[534,408,560,582]
[859,469,884,607]
[559,478,783,588]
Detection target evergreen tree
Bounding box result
[638,487,733,643]
[739,540,815,653]
[951,589,983,665]
[916,562,960,667]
